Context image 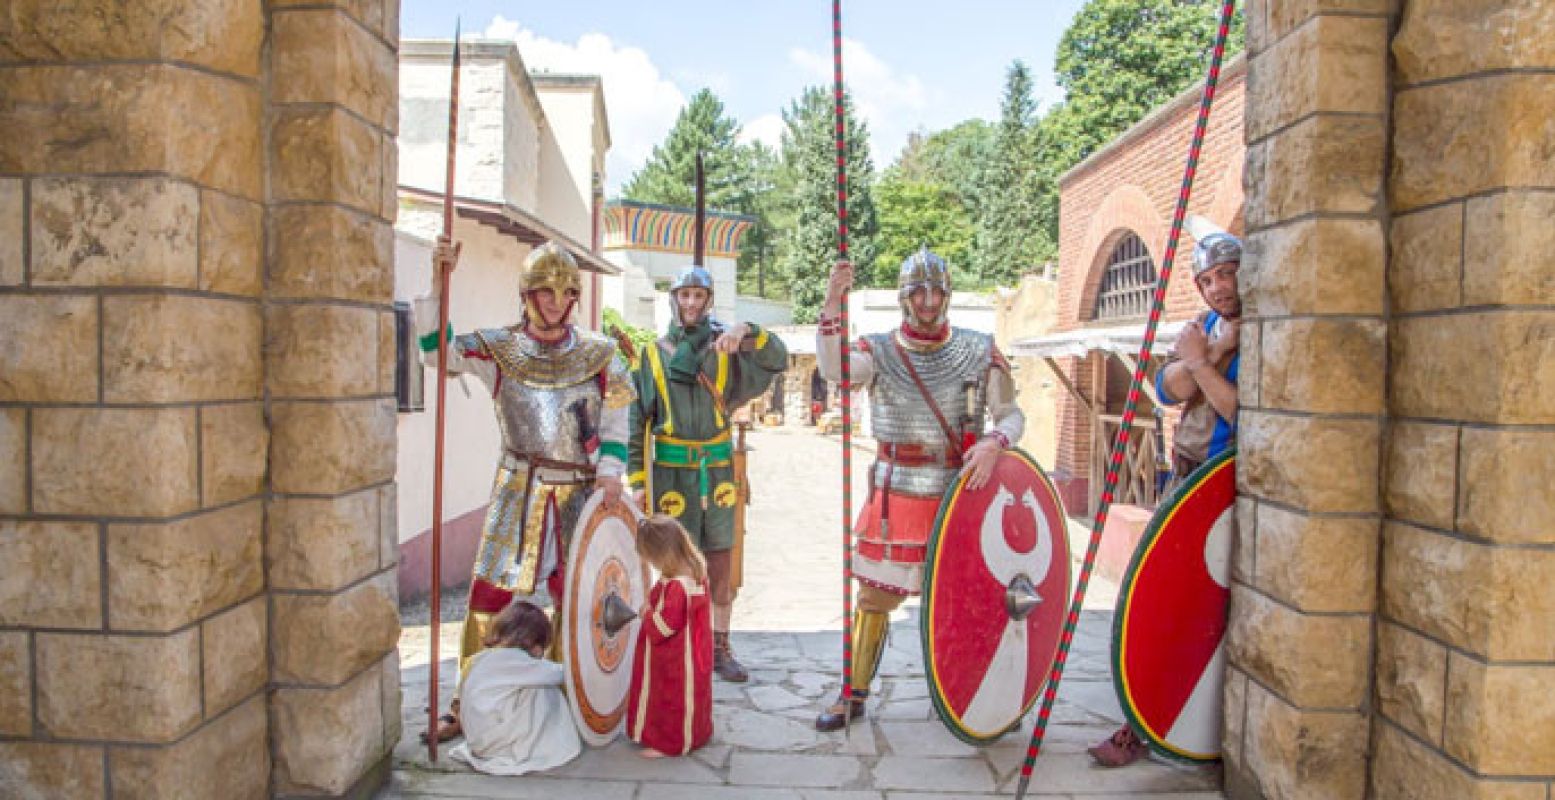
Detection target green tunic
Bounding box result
[628,322,788,552]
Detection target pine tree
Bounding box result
[973,61,1055,285]
[777,87,877,323]
[622,88,748,210]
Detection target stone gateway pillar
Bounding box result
[1229,1,1555,798]
[0,1,401,797]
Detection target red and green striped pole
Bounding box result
[1013,1,1238,795]
[830,0,857,723]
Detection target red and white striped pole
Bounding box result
[830,0,857,724]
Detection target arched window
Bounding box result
[1092,232,1157,321]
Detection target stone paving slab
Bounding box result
[871,756,998,793]
[386,771,636,798]
[729,752,867,788]
[877,721,980,758]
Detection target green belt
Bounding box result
[653,436,733,510]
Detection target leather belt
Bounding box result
[878,442,963,468]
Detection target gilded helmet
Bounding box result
[520,242,582,322]
[1191,232,1242,276]
[897,246,951,327]
[667,264,715,326]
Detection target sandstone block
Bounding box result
[29,176,198,287]
[37,630,200,742]
[1246,115,1383,228]
[378,308,397,395]
[0,0,263,78]
[1238,411,1380,513]
[0,742,106,800]
[0,409,19,514]
[270,106,383,214]
[0,294,98,402]
[378,484,398,569]
[1246,15,1388,142]
[1238,320,1261,409]
[272,9,397,129]
[0,178,21,285]
[1394,0,1555,86]
[1464,191,1555,307]
[380,652,403,751]
[1372,717,1547,800]
[270,399,396,495]
[381,131,399,220]
[33,408,197,516]
[1382,522,1555,661]
[1239,681,1368,800]
[1256,0,1395,51]
[268,204,394,302]
[200,190,263,296]
[1253,504,1376,612]
[265,304,382,399]
[200,403,268,508]
[103,295,262,403]
[1392,312,1555,425]
[1389,203,1463,313]
[1375,622,1446,744]
[1445,657,1555,776]
[1222,665,1248,765]
[111,695,268,800]
[0,65,261,196]
[1383,420,1458,530]
[1227,585,1370,708]
[270,0,391,41]
[202,598,267,717]
[1243,218,1385,317]
[0,521,101,629]
[273,572,398,686]
[107,502,262,632]
[271,666,387,796]
[1458,427,1555,545]
[1259,318,1384,414]
[1392,76,1555,213]
[0,631,30,736]
[267,489,381,591]
[1232,496,1257,585]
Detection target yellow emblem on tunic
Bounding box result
[658,491,687,517]
[713,482,739,509]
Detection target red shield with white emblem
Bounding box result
[1113,448,1235,762]
[921,449,1070,745]
[565,492,652,747]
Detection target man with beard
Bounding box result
[628,265,788,682]
[1088,228,1243,767]
[419,239,634,743]
[813,247,1025,731]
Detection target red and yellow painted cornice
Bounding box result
[603,200,754,258]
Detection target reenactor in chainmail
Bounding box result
[812,248,1025,732]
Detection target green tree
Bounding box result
[623,88,750,210]
[973,61,1056,285]
[778,87,877,323]
[873,174,975,287]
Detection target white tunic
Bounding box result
[449,648,582,776]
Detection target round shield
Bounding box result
[1113,448,1236,762]
[921,448,1071,744]
[565,492,651,746]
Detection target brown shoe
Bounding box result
[1088,724,1147,767]
[713,632,749,683]
[814,689,868,732]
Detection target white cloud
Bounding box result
[738,113,785,150]
[482,16,685,193]
[788,38,938,165]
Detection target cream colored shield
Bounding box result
[564,492,650,746]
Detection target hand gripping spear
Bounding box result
[427,20,461,765]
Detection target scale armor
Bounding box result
[864,327,992,496]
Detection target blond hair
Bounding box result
[635,514,708,583]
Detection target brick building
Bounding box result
[1018,57,1246,534]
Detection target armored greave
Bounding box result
[849,610,891,693]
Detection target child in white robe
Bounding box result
[449,600,581,775]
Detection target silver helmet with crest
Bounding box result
[897,246,951,327]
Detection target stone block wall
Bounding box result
[1225,1,1393,798]
[0,1,401,797]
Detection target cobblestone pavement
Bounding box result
[389,427,1224,798]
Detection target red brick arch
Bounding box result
[1068,184,1170,325]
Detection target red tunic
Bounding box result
[626,576,713,755]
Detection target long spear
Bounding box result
[427,19,461,765]
[829,0,857,733]
[1011,0,1238,795]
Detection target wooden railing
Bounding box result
[1089,413,1164,514]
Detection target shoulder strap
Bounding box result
[891,337,964,458]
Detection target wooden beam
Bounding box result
[1110,351,1161,408]
[1042,357,1091,412]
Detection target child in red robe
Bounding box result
[626,514,714,758]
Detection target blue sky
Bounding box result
[402,1,1090,194]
